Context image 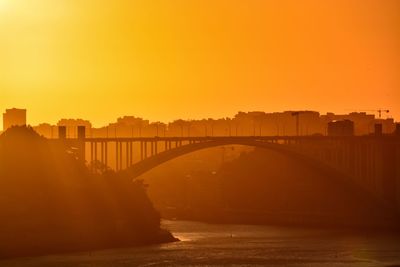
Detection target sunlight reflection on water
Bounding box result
[1,220,400,267]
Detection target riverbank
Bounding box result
[159,207,400,230]
[0,223,178,260]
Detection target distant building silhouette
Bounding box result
[57,119,91,138]
[374,123,383,136]
[58,126,67,139]
[2,108,26,131]
[395,123,400,136]
[328,120,354,136]
[14,109,397,139]
[322,112,395,135]
[33,123,57,138]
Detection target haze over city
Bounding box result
[0,1,399,266]
[1,0,399,126]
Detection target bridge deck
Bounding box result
[50,135,399,142]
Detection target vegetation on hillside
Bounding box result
[0,126,175,259]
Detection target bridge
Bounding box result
[55,128,400,213]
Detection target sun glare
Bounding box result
[0,0,8,10]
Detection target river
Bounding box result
[1,220,400,266]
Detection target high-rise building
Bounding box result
[3,108,27,131]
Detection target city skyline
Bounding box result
[0,106,398,130]
[1,1,400,264]
[2,107,398,138]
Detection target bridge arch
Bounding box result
[122,138,395,214]
[123,139,345,182]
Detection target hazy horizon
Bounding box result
[1,1,400,265]
[1,0,399,127]
[1,108,398,129]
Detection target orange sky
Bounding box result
[0,0,399,127]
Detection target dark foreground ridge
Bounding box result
[0,126,177,259]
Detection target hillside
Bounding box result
[0,126,175,259]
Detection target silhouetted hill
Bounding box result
[0,126,175,259]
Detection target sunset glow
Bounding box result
[1,2,400,264]
[0,0,399,126]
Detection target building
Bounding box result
[57,119,92,138]
[327,120,354,136]
[3,108,27,131]
[33,123,58,138]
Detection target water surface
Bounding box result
[1,220,400,266]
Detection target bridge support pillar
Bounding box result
[140,141,144,160]
[382,141,397,204]
[126,142,129,169]
[104,142,108,171]
[115,141,119,171]
[90,142,94,172]
[119,141,123,170]
[130,142,133,167]
[94,142,97,172]
[77,126,86,163]
[100,142,104,171]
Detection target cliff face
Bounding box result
[0,126,175,259]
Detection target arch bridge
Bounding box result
[59,134,400,212]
